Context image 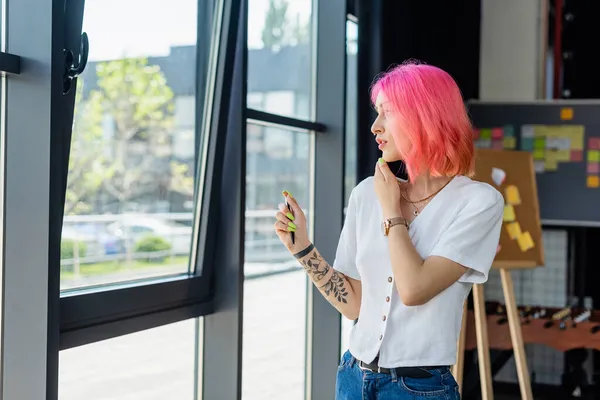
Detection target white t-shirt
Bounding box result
[334,175,503,368]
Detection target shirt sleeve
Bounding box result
[429,187,504,284]
[332,188,361,281]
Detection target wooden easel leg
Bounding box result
[473,283,494,400]
[500,268,533,400]
[452,300,467,395]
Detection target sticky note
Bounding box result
[492,128,504,139]
[506,222,522,240]
[517,231,535,252]
[503,204,516,222]
[587,162,599,174]
[560,107,574,120]
[503,137,517,149]
[521,125,535,139]
[492,140,504,150]
[533,149,545,160]
[589,137,600,150]
[550,137,571,150]
[588,175,600,188]
[545,154,558,171]
[505,185,521,205]
[476,139,491,149]
[555,150,570,162]
[491,167,506,186]
[534,137,546,149]
[560,125,585,150]
[571,150,583,162]
[472,129,480,140]
[521,138,534,152]
[503,125,515,137]
[479,129,492,140]
[533,126,547,138]
[544,156,558,171]
[534,161,545,173]
[588,150,600,162]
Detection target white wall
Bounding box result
[479,0,548,100]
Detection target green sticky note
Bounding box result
[534,137,546,149]
[588,150,600,162]
[479,128,492,140]
[533,149,545,160]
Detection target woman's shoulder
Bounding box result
[451,175,504,212]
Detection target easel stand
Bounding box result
[452,264,534,400]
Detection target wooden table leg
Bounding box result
[473,283,494,400]
[452,300,467,395]
[500,268,533,400]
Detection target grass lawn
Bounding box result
[61,256,189,280]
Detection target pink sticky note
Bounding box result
[491,128,504,139]
[589,137,600,150]
[492,140,504,150]
[571,150,583,162]
[588,162,600,174]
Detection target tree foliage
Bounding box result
[66,57,194,215]
[261,0,310,50]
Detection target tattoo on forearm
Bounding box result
[300,251,348,304]
[320,272,348,304]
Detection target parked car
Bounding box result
[105,215,192,255]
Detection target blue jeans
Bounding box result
[336,350,460,399]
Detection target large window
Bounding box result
[247,0,313,120]
[61,0,207,290]
[243,122,312,399]
[243,0,314,398]
[59,318,201,399]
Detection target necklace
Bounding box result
[399,177,454,216]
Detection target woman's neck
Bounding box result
[405,174,453,201]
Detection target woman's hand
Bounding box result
[274,191,311,252]
[374,158,402,218]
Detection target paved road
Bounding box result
[59,270,350,399]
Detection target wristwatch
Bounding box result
[382,217,409,236]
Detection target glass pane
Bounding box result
[247,0,313,120]
[243,123,311,399]
[341,18,358,354]
[61,0,216,290]
[59,318,200,399]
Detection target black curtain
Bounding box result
[356,0,481,182]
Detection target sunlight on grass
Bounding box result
[61,256,189,280]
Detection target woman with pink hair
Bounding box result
[274,61,503,399]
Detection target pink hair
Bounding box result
[370,61,475,181]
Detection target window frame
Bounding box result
[55,0,242,350]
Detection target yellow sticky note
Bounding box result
[545,153,558,171]
[533,149,545,160]
[587,175,600,188]
[588,150,600,162]
[506,222,522,240]
[505,185,521,205]
[560,107,574,120]
[503,136,516,149]
[503,204,516,222]
[517,231,535,252]
[555,150,570,162]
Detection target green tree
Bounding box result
[66,80,112,215]
[66,57,194,214]
[261,0,309,49]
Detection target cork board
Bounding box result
[474,149,544,269]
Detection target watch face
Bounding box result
[381,219,388,235]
